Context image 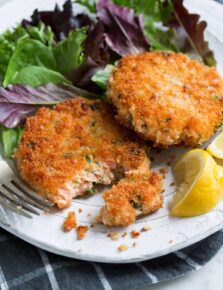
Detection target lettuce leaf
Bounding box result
[75,0,97,13]
[0,23,54,85]
[65,22,110,92]
[3,38,57,87]
[97,0,151,55]
[13,66,71,87]
[53,27,87,75]
[0,83,100,128]
[172,0,216,66]
[91,64,114,89]
[113,0,173,23]
[0,125,23,158]
[30,0,92,41]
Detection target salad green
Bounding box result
[0,125,23,157]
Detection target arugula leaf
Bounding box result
[91,64,114,89]
[3,38,57,87]
[0,125,23,158]
[53,27,87,75]
[13,66,71,87]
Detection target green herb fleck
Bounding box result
[86,188,97,194]
[85,155,91,163]
[63,152,73,159]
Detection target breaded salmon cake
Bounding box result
[98,171,163,227]
[15,97,150,209]
[107,51,223,147]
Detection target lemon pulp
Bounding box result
[171,149,223,217]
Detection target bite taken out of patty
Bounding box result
[15,97,150,209]
[107,51,223,147]
[97,171,163,227]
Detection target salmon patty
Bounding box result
[98,171,163,227]
[107,52,223,147]
[15,97,150,208]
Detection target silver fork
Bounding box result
[0,161,53,218]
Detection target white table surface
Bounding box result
[139,242,223,290]
[0,0,223,289]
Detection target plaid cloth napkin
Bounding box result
[0,228,223,290]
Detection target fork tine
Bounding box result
[0,186,40,215]
[4,182,49,211]
[12,177,54,207]
[0,194,32,218]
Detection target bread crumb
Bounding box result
[78,208,83,213]
[141,226,151,232]
[132,242,137,247]
[169,182,175,187]
[118,244,128,252]
[161,189,165,193]
[76,225,89,240]
[90,224,95,228]
[159,167,169,175]
[131,230,140,238]
[63,211,77,232]
[107,232,119,240]
[87,213,91,217]
[121,232,127,238]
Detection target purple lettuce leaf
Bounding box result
[0,104,38,129]
[172,0,216,66]
[97,0,151,56]
[65,21,110,91]
[0,83,99,128]
[26,0,92,42]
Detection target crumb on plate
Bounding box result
[107,232,119,240]
[118,244,128,252]
[76,225,89,240]
[63,211,77,232]
[131,230,140,238]
[141,226,151,232]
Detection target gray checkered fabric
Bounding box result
[1,1,223,289]
[0,228,223,290]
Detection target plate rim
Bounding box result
[1,0,223,263]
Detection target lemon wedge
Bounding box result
[207,131,223,159]
[171,149,223,217]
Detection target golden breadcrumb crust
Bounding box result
[98,171,163,227]
[107,51,223,146]
[15,97,149,208]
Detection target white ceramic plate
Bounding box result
[1,0,223,264]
